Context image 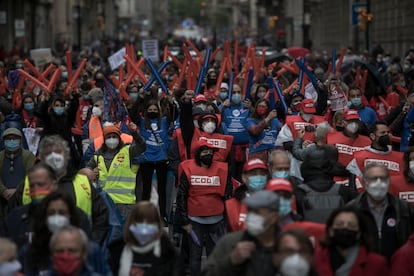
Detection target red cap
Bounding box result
[195,139,216,151]
[103,125,121,137]
[265,178,293,193]
[344,109,360,121]
[194,94,207,103]
[301,99,316,113]
[243,159,268,172]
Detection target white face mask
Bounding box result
[0,260,22,276]
[245,212,266,236]
[202,122,216,134]
[47,214,70,233]
[366,179,389,201]
[346,122,359,134]
[410,161,414,173]
[45,152,65,171]
[105,137,119,149]
[280,254,310,276]
[92,106,102,117]
[301,113,312,122]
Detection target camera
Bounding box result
[304,125,316,132]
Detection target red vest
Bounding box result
[285,115,325,142]
[179,159,228,217]
[225,198,247,232]
[353,149,404,177]
[390,175,414,205]
[326,132,371,166]
[282,221,326,246]
[88,116,103,140]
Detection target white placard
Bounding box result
[108,47,126,70]
[142,39,159,62]
[14,19,25,37]
[30,48,52,68]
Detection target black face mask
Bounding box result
[147,112,159,119]
[200,154,213,166]
[95,79,104,88]
[332,228,359,249]
[378,134,390,148]
[336,126,344,132]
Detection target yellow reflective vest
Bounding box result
[94,145,137,204]
[22,173,92,218]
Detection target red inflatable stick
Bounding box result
[47,68,61,93]
[42,63,56,79]
[124,55,148,84]
[66,51,73,81]
[17,69,48,91]
[23,59,50,84]
[64,58,87,96]
[185,39,202,60]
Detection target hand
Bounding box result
[297,128,305,138]
[403,103,411,113]
[243,99,251,109]
[182,224,192,234]
[129,122,138,132]
[266,109,277,121]
[223,99,230,107]
[3,189,16,200]
[230,241,256,265]
[78,168,97,183]
[302,140,313,147]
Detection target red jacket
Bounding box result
[225,198,247,232]
[285,114,325,142]
[314,246,389,276]
[389,175,414,205]
[390,232,414,276]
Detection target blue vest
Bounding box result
[136,117,171,163]
[247,117,281,153]
[222,104,250,145]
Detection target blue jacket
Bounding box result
[222,104,250,145]
[247,117,281,154]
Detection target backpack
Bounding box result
[298,183,344,223]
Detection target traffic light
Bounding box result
[357,8,373,31]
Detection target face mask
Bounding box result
[410,161,414,174]
[200,153,213,166]
[336,126,344,132]
[245,212,266,236]
[248,175,267,191]
[219,92,228,100]
[301,113,312,122]
[4,139,20,152]
[378,134,390,148]
[258,92,266,99]
[82,95,90,101]
[129,223,159,245]
[346,122,359,134]
[147,111,159,119]
[105,137,119,149]
[272,170,289,179]
[53,106,65,116]
[332,228,359,249]
[53,251,83,276]
[350,98,362,106]
[280,254,310,276]
[16,64,24,69]
[366,179,389,201]
[0,260,22,276]
[45,152,65,171]
[24,103,35,111]
[197,103,207,111]
[279,197,292,216]
[92,106,102,117]
[401,81,406,87]
[202,122,216,134]
[256,106,268,116]
[129,93,138,100]
[47,214,70,233]
[61,71,68,79]
[292,102,302,112]
[30,187,51,204]
[231,93,242,104]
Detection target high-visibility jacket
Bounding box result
[88,116,103,140]
[95,145,136,204]
[22,173,92,217]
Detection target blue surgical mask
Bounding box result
[16,64,24,69]
[129,93,138,100]
[129,223,159,245]
[53,107,65,115]
[83,95,90,100]
[279,197,292,216]
[248,175,267,191]
[61,71,68,79]
[24,103,35,111]
[219,92,228,100]
[350,98,362,106]
[272,170,289,179]
[4,139,20,151]
[231,93,242,104]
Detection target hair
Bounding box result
[38,135,70,159]
[27,162,57,182]
[368,120,387,135]
[348,85,362,95]
[251,98,270,120]
[0,238,17,263]
[403,146,414,177]
[143,99,162,130]
[22,93,36,104]
[123,201,163,246]
[273,229,314,256]
[50,225,88,252]
[30,191,81,264]
[320,205,374,251]
[268,150,291,170]
[315,122,332,143]
[362,162,390,181]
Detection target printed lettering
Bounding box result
[190,175,221,186]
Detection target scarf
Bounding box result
[335,244,359,276]
[118,239,161,276]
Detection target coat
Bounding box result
[314,246,389,276]
[390,232,414,276]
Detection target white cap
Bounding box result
[220,83,229,90]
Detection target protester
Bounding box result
[389,146,414,204]
[0,238,23,276]
[390,230,414,275]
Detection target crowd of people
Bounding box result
[0,40,414,276]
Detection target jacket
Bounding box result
[390,232,414,275]
[201,231,278,276]
[314,245,389,276]
[347,192,414,260]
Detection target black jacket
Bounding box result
[348,192,414,261]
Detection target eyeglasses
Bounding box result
[364,176,388,183]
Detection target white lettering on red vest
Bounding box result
[199,137,227,149]
[293,122,312,130]
[399,192,414,202]
[364,159,400,172]
[336,144,366,155]
[190,175,221,186]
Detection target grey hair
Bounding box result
[49,225,88,251]
[362,162,390,181]
[315,121,332,143]
[38,135,70,158]
[268,149,291,169]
